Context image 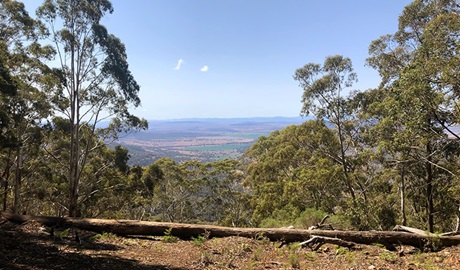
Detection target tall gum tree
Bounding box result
[293,55,358,205]
[366,0,460,232]
[0,0,55,214]
[0,1,19,210]
[37,0,147,217]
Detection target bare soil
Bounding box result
[1,218,459,270]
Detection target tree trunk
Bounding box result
[400,167,406,226]
[2,212,460,249]
[456,204,460,233]
[12,146,22,214]
[68,88,77,218]
[426,142,434,233]
[335,111,356,204]
[68,36,79,218]
[1,149,13,211]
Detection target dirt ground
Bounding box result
[1,218,460,270]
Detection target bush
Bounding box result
[162,228,179,243]
[259,208,296,228]
[259,217,285,228]
[294,208,329,228]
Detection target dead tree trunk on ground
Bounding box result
[2,212,460,249]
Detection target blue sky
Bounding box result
[22,0,412,120]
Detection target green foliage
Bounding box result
[116,158,252,225]
[294,55,357,118]
[362,0,460,232]
[288,252,300,269]
[245,120,348,226]
[56,228,70,239]
[141,163,163,196]
[0,0,56,214]
[259,209,293,228]
[294,208,330,228]
[294,55,360,208]
[426,235,443,252]
[34,0,148,217]
[335,247,348,256]
[259,218,284,228]
[114,145,130,174]
[91,232,113,241]
[304,251,317,262]
[191,235,208,246]
[241,1,460,232]
[162,228,179,243]
[380,252,398,263]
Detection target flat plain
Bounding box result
[116,117,306,165]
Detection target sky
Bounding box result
[21,0,413,120]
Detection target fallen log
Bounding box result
[2,212,460,249]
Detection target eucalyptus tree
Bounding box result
[244,120,343,226]
[365,0,460,232]
[0,0,56,214]
[293,55,358,204]
[148,158,201,223]
[0,61,15,148]
[36,0,147,216]
[0,47,15,211]
[33,118,137,217]
[0,33,16,211]
[76,141,130,217]
[199,159,250,226]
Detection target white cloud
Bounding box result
[175,58,184,70]
[200,65,209,72]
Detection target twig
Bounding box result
[300,235,357,250]
[308,215,334,230]
[393,225,438,237]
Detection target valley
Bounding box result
[115,117,307,165]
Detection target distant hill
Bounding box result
[115,116,309,166]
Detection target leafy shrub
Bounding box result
[259,217,285,228]
[162,228,179,243]
[191,235,207,246]
[293,208,329,228]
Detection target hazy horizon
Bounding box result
[145,115,307,121]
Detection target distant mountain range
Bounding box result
[115,116,310,166]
